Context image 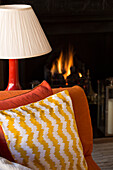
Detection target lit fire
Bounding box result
[51,47,74,80]
[63,47,74,79]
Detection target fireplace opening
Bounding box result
[43,43,97,106]
[45,46,88,83]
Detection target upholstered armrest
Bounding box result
[0,90,29,100]
[85,156,100,170]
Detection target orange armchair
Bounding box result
[0,85,100,169]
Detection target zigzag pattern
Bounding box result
[0,90,88,170]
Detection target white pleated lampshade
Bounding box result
[0,4,52,59]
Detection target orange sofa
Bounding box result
[0,85,100,170]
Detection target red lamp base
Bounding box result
[5,82,21,91]
[5,59,22,91]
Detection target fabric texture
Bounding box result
[0,90,87,170]
[53,87,100,170]
[0,157,31,170]
[85,156,101,170]
[53,86,93,157]
[0,90,30,101]
[0,80,53,110]
[0,126,14,162]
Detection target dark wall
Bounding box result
[3,0,113,16]
[1,0,113,90]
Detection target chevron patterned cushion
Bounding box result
[0,90,87,170]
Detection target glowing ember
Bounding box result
[79,72,82,78]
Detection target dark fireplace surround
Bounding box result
[1,1,113,92]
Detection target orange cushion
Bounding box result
[0,80,53,110]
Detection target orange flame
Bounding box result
[63,47,74,79]
[51,62,57,76]
[57,51,63,74]
[51,47,74,80]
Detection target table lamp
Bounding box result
[0,4,52,90]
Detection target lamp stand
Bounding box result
[5,59,21,91]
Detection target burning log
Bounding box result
[51,72,65,87]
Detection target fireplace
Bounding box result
[44,45,91,96]
[1,0,113,92]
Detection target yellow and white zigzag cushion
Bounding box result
[0,90,88,170]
